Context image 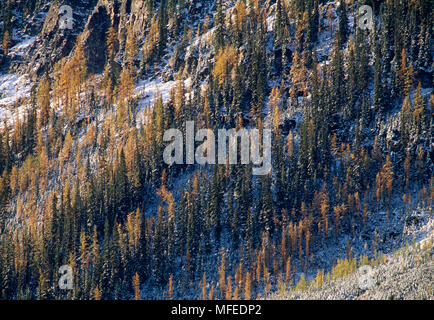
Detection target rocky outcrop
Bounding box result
[129,0,152,39]
[80,1,114,74]
[80,0,151,74]
[15,0,209,76]
[27,0,96,76]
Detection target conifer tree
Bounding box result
[37,75,51,128]
[133,273,140,300]
[214,0,225,51]
[158,0,168,57]
[337,0,348,45]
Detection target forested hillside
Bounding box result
[0,0,432,300]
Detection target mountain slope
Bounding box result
[0,0,432,300]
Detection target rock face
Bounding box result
[81,1,114,74]
[130,0,151,39]
[78,0,151,74]
[11,0,178,76]
[27,0,97,76]
[14,0,145,76]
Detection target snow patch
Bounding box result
[9,36,36,57]
[134,78,176,109]
[134,76,193,110]
[0,73,32,109]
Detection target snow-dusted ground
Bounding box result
[9,36,36,58]
[134,78,176,109]
[0,36,39,122]
[0,0,430,300]
[0,17,40,126]
[269,216,433,300]
[0,74,31,107]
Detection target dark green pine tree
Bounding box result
[62,185,73,256]
[0,167,9,232]
[273,0,285,75]
[213,0,225,51]
[186,179,200,274]
[252,25,267,119]
[231,63,244,118]
[153,205,168,284]
[297,117,309,187]
[259,174,274,233]
[110,222,123,299]
[346,38,357,118]
[158,0,168,58]
[240,164,252,232]
[0,128,9,174]
[209,165,223,245]
[355,29,369,95]
[229,183,239,249]
[138,210,149,280]
[337,0,348,46]
[274,0,285,46]
[380,21,392,109]
[176,190,187,256]
[116,148,130,221]
[417,21,431,70]
[101,218,113,299]
[273,127,286,209]
[373,39,385,116]
[330,34,345,114]
[311,0,320,43]
[24,100,37,156]
[302,6,314,68]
